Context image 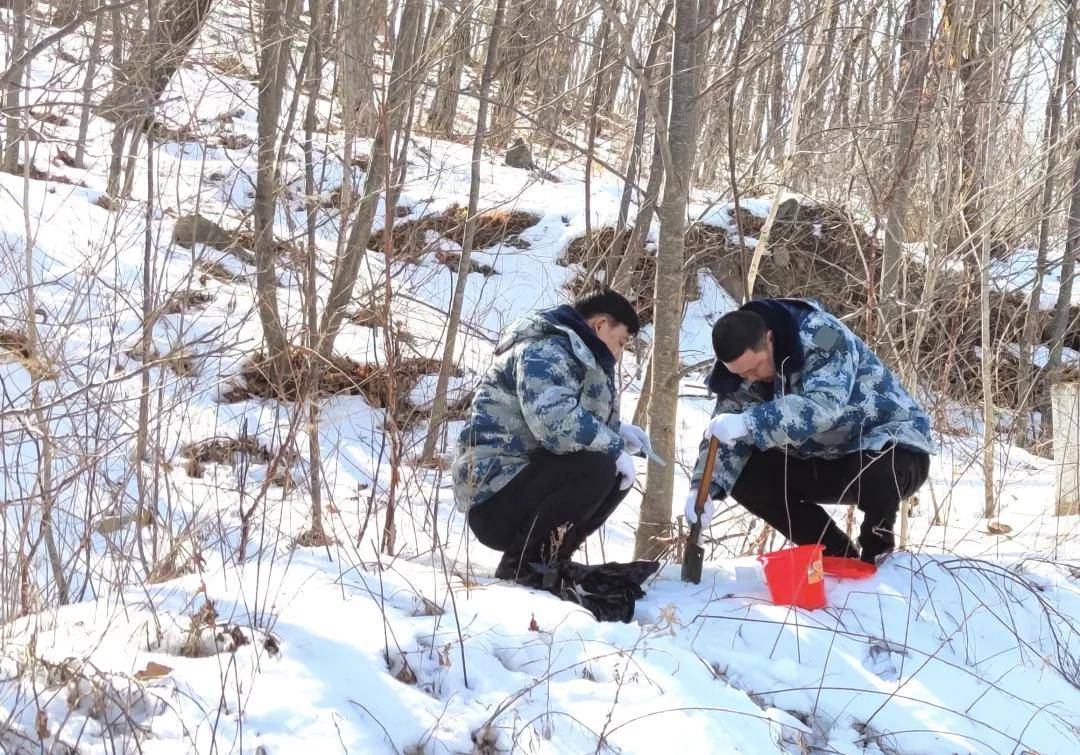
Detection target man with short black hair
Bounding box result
[454,289,652,582]
[685,298,935,564]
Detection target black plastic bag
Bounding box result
[529,559,661,622]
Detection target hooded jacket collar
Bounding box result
[540,305,617,372]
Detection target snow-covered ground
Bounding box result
[1,7,1078,754]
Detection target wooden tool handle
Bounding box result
[694,436,720,518]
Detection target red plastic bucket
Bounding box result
[758,544,826,609]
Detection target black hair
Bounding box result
[573,288,641,335]
[712,310,769,362]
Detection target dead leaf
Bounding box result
[528,614,539,632]
[411,596,444,617]
[987,521,1013,535]
[220,625,250,652]
[134,661,173,681]
[35,709,49,739]
[395,659,417,685]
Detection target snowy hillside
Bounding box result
[1,5,1078,755]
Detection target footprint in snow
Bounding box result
[863,642,904,682]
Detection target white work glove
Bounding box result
[618,422,653,457]
[683,488,715,525]
[706,413,749,445]
[615,450,637,491]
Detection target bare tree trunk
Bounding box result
[375,1,431,552]
[340,0,378,138]
[955,0,992,265]
[427,0,470,136]
[74,0,106,168]
[723,0,762,294]
[635,0,698,560]
[611,32,671,294]
[275,12,322,171]
[120,127,143,198]
[801,0,840,137]
[979,232,997,519]
[387,1,427,210]
[99,0,216,124]
[600,0,627,116]
[420,0,507,466]
[253,0,302,388]
[105,6,126,196]
[15,20,68,604]
[1046,139,1080,375]
[318,0,424,359]
[878,0,933,362]
[133,0,161,572]
[584,10,615,250]
[765,0,790,162]
[613,0,673,257]
[745,4,827,299]
[829,22,863,133]
[632,356,652,427]
[49,0,82,26]
[303,0,327,542]
[979,0,1005,521]
[1018,5,1076,439]
[102,1,215,196]
[538,0,580,134]
[490,0,546,142]
[2,0,28,173]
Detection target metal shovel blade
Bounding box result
[681,522,704,584]
[681,437,718,585]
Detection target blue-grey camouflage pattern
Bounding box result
[452,312,623,511]
[692,299,935,499]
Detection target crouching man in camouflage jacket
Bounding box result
[453,290,650,582]
[685,299,935,564]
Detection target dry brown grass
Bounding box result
[161,289,213,315]
[368,205,539,263]
[0,330,57,380]
[348,304,388,328]
[205,54,256,80]
[0,330,33,362]
[434,250,498,277]
[124,342,199,378]
[180,432,296,488]
[197,260,243,283]
[438,205,538,249]
[561,227,700,325]
[180,436,275,477]
[219,348,459,427]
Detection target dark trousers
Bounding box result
[730,446,930,562]
[467,450,627,577]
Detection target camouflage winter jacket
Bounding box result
[452,306,624,511]
[692,298,935,499]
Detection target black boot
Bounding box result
[494,551,542,588]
